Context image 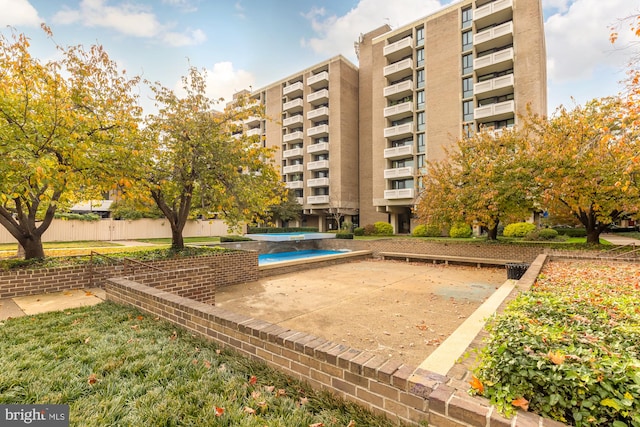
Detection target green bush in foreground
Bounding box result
[373,221,394,235]
[353,227,365,236]
[449,223,472,238]
[220,235,253,242]
[526,228,559,241]
[335,232,354,239]
[472,261,640,426]
[412,224,441,237]
[503,222,537,237]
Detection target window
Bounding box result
[463,100,474,122]
[417,112,425,131]
[462,31,473,52]
[462,7,472,29]
[392,137,413,147]
[315,153,329,161]
[416,27,424,46]
[416,91,425,110]
[463,123,474,139]
[392,179,414,190]
[316,170,329,178]
[462,53,473,75]
[314,187,329,196]
[392,159,414,168]
[416,48,424,67]
[417,69,425,89]
[462,77,473,99]
[478,92,514,107]
[417,154,425,170]
[294,189,303,198]
[417,133,425,153]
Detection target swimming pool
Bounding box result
[258,249,348,265]
[248,232,336,242]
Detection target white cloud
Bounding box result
[544,0,639,83]
[301,0,445,61]
[199,62,256,103]
[52,0,205,46]
[541,0,572,14]
[0,0,42,26]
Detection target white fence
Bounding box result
[0,218,239,244]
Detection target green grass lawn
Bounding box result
[0,302,407,426]
[0,240,123,252]
[137,236,221,244]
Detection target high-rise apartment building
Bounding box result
[243,0,546,233]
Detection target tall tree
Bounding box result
[526,98,640,244]
[415,126,536,240]
[0,27,142,259]
[139,67,283,250]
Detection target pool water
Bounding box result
[258,249,347,265]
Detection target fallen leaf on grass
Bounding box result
[511,396,529,411]
[214,406,224,417]
[249,375,257,385]
[347,421,356,427]
[548,351,565,365]
[244,406,256,415]
[309,423,324,427]
[87,374,98,385]
[84,337,91,344]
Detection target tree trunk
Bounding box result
[171,226,185,251]
[486,224,499,241]
[19,235,46,259]
[585,228,601,245]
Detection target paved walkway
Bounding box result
[601,233,640,246]
[0,288,106,321]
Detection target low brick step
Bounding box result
[378,252,522,267]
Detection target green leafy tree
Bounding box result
[137,67,283,250]
[0,27,142,259]
[262,189,301,226]
[416,126,536,240]
[526,98,640,244]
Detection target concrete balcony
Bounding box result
[474,47,514,74]
[283,98,304,113]
[295,197,304,205]
[283,114,304,128]
[474,21,513,51]
[244,116,261,127]
[384,144,414,159]
[307,195,330,204]
[384,122,413,139]
[474,99,515,120]
[283,81,304,97]
[246,128,261,137]
[283,147,304,159]
[384,101,414,120]
[307,142,329,154]
[307,124,329,137]
[474,74,514,97]
[383,166,414,179]
[307,106,329,121]
[307,177,330,187]
[307,160,330,171]
[307,88,329,106]
[384,36,413,63]
[474,0,513,29]
[384,80,413,101]
[384,188,415,200]
[283,164,304,174]
[285,181,304,189]
[383,58,413,80]
[283,130,304,143]
[308,71,329,89]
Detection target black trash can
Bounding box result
[506,263,529,280]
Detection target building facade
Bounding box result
[243,0,546,233]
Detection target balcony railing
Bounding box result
[307,106,329,120]
[283,81,304,97]
[384,101,414,120]
[307,177,330,187]
[283,114,304,127]
[285,181,304,189]
[307,124,329,137]
[474,21,513,50]
[246,128,261,137]
[384,144,415,159]
[307,142,329,154]
[244,116,260,126]
[307,89,329,105]
[474,47,514,73]
[383,166,414,179]
[474,99,515,120]
[283,131,304,143]
[384,188,415,200]
[383,122,413,139]
[283,98,304,112]
[383,80,413,100]
[383,58,413,79]
[474,0,513,28]
[474,74,514,96]
[383,36,413,62]
[307,71,329,89]
[296,197,304,205]
[282,164,304,174]
[283,147,304,158]
[307,160,330,171]
[307,195,330,204]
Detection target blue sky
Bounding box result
[2,0,639,115]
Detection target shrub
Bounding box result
[553,227,587,237]
[535,228,559,240]
[503,222,536,238]
[353,227,365,236]
[340,221,353,231]
[373,221,394,235]
[412,224,428,237]
[412,224,441,237]
[54,212,101,221]
[363,224,376,236]
[247,227,318,234]
[449,223,472,238]
[335,232,354,239]
[220,235,253,242]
